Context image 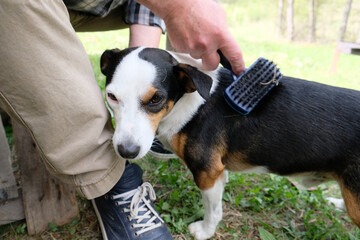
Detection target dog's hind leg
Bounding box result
[338,167,360,227]
[189,170,226,240]
[340,185,360,227]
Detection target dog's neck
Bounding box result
[156,54,219,150]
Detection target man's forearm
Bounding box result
[129,24,162,48]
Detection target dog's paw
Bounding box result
[188,221,215,240]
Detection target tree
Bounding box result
[287,0,294,41]
[277,0,285,38]
[338,0,352,41]
[308,0,316,42]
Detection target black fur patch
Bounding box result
[180,69,360,178]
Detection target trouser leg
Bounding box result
[0,0,125,199]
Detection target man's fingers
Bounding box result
[190,51,203,59]
[219,38,245,76]
[201,51,221,71]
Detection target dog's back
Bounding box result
[181,70,360,175]
[178,69,360,227]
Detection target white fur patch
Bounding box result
[189,175,226,240]
[157,52,220,150]
[106,47,157,159]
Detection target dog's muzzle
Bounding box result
[117,142,140,159]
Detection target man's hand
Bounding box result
[136,0,245,76]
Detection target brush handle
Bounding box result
[217,50,238,81]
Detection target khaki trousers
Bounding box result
[0,0,129,199]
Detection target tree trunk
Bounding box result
[12,120,79,234]
[276,0,285,38]
[287,0,294,41]
[308,0,316,42]
[338,0,352,41]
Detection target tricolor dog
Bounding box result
[100,47,360,239]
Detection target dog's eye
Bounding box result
[149,94,163,105]
[107,93,118,102]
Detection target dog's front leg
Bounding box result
[189,173,226,240]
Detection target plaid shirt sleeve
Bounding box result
[125,0,166,33]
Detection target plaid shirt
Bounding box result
[63,0,166,32]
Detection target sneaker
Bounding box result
[92,162,173,240]
[148,139,178,160]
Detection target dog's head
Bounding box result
[101,47,213,159]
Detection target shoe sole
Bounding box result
[147,150,178,160]
[91,199,109,240]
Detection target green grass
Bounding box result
[139,158,360,239]
[2,155,359,239]
[1,0,360,239]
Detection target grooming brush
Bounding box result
[219,51,282,115]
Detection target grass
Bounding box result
[1,0,360,239]
[138,158,360,239]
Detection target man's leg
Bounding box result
[0,1,172,239]
[0,0,123,199]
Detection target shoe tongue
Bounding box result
[112,163,143,194]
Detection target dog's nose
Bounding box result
[117,143,140,159]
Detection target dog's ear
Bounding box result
[173,63,213,100]
[100,48,121,76]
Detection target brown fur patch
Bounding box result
[223,151,251,172]
[140,86,175,132]
[195,149,226,190]
[339,181,360,227]
[141,86,158,104]
[171,133,187,159]
[177,64,197,93]
[148,101,174,132]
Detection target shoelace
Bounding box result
[111,182,164,236]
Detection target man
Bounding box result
[0,0,244,239]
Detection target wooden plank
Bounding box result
[12,120,79,235]
[330,41,360,74]
[0,190,25,225]
[330,45,342,75]
[0,116,18,202]
[337,41,360,55]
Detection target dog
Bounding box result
[100,47,360,239]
